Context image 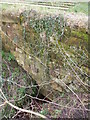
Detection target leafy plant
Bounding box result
[29,16,64,37]
[18,88,26,98]
[2,51,5,58]
[40,109,48,115]
[2,51,15,61]
[8,53,15,61]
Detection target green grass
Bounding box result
[68,2,88,15]
[1,2,89,16]
[1,3,64,15]
[2,3,23,11]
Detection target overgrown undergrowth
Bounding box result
[1,50,89,119]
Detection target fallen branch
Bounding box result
[6,100,47,119]
[0,89,47,119]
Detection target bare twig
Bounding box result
[0,89,47,118]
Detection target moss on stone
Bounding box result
[71,30,88,42]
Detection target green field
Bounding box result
[0,2,89,15]
[68,2,88,15]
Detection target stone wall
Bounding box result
[1,10,89,100]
